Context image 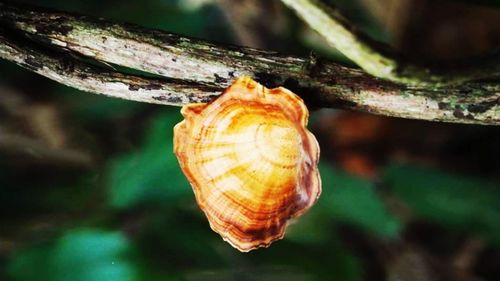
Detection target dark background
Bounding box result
[1,1,499,280]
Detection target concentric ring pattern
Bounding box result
[174,77,321,252]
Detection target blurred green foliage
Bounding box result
[8,105,499,280]
[107,111,189,208]
[8,230,136,281]
[319,165,401,238]
[385,164,500,244]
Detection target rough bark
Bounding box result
[0,1,498,125]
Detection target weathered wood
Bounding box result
[0,1,498,125]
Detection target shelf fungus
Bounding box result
[173,76,321,252]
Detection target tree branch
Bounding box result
[0,30,222,105]
[0,1,498,125]
[281,0,500,87]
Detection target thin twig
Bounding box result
[281,0,500,87]
[0,1,498,125]
[0,128,93,168]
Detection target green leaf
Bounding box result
[107,111,191,209]
[384,164,500,243]
[6,245,51,281]
[319,163,401,237]
[8,229,136,281]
